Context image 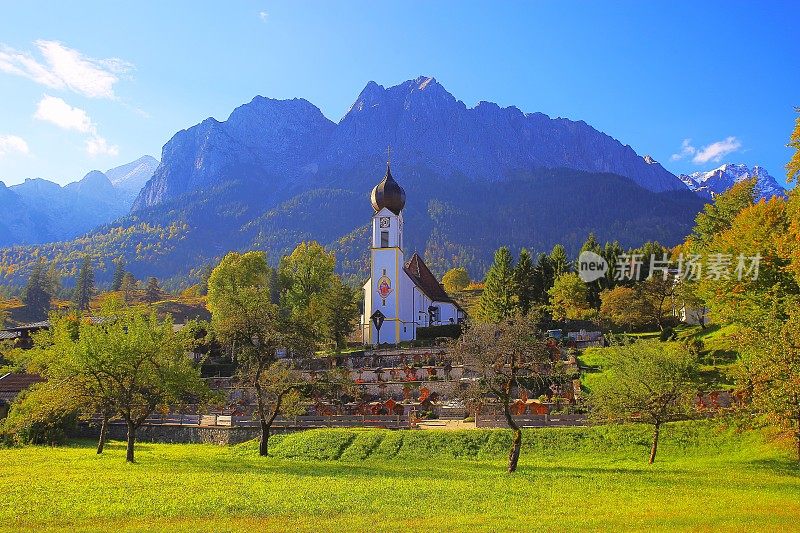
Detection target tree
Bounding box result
[477,247,517,323]
[22,261,52,320]
[197,264,214,296]
[549,244,570,277]
[278,241,335,313]
[21,310,209,462]
[45,262,61,299]
[442,267,470,294]
[599,286,649,330]
[73,256,95,311]
[111,258,126,292]
[314,277,360,352]
[734,306,800,462]
[786,106,800,184]
[637,275,675,332]
[207,251,315,456]
[120,272,138,301]
[514,249,536,315]
[532,252,554,304]
[145,277,163,303]
[453,315,553,472]
[590,340,698,464]
[690,179,756,249]
[548,273,591,321]
[580,234,603,307]
[0,381,79,446]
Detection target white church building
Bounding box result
[361,163,465,345]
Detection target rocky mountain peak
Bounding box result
[679,163,786,200]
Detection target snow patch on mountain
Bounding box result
[679,163,786,200]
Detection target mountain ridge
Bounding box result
[679,163,786,200]
[0,156,158,246]
[134,76,687,211]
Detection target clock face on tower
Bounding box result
[380,217,390,228]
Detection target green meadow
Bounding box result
[1,421,798,532]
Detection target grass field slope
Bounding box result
[1,421,798,532]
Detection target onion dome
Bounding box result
[370,163,406,214]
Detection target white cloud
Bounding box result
[692,137,742,164]
[85,135,119,157]
[671,136,742,164]
[34,95,95,133]
[258,11,269,22]
[0,135,30,158]
[33,95,119,157]
[670,138,696,161]
[0,40,132,99]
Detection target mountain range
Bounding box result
[0,156,158,246]
[679,164,786,200]
[0,76,785,287]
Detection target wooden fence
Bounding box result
[96,414,411,429]
[475,413,587,428]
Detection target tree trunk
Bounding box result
[502,401,522,473]
[96,415,108,454]
[649,421,661,464]
[126,420,136,463]
[259,419,270,457]
[796,411,800,463]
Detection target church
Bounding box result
[361,163,465,345]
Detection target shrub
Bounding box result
[416,324,462,340]
[1,385,78,446]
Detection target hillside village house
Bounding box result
[361,163,464,345]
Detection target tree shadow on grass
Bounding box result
[747,457,800,478]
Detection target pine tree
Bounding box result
[145,277,162,303]
[478,247,517,323]
[121,272,138,302]
[45,262,61,299]
[74,256,95,311]
[197,264,214,296]
[549,244,570,277]
[22,260,52,320]
[601,240,623,291]
[514,248,536,315]
[533,252,554,304]
[580,233,603,308]
[111,258,126,292]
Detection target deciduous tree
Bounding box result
[208,251,315,456]
[278,241,335,313]
[590,340,698,464]
[20,310,208,462]
[548,273,591,321]
[442,267,470,294]
[453,315,553,473]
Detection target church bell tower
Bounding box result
[365,161,406,345]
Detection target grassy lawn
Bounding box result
[579,325,742,393]
[1,421,798,532]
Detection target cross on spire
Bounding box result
[386,145,392,165]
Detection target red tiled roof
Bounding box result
[403,253,460,308]
[0,373,44,402]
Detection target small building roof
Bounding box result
[403,253,462,310]
[0,373,44,402]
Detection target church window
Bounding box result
[382,299,386,306]
[382,269,386,275]
[380,231,389,247]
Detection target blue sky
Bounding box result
[0,1,797,187]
